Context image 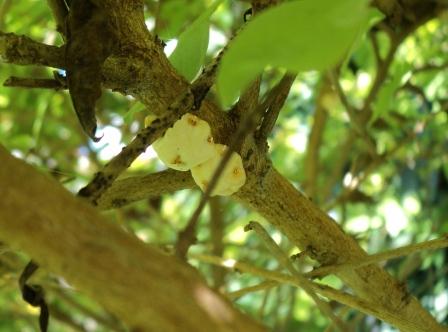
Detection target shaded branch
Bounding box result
[227,281,278,300]
[302,73,331,200]
[257,73,296,142]
[245,221,348,332]
[331,69,377,156]
[0,32,65,68]
[4,76,66,90]
[209,197,227,289]
[46,0,69,37]
[78,89,194,204]
[97,170,195,210]
[234,168,445,332]
[232,77,261,119]
[307,235,448,279]
[191,252,426,332]
[79,47,226,205]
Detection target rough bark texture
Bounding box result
[236,169,446,332]
[0,145,265,332]
[1,0,447,331]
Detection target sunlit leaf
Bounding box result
[124,101,146,124]
[217,0,370,106]
[169,0,223,81]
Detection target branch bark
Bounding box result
[2,1,447,331]
[0,145,265,332]
[235,168,447,332]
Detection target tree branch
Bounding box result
[234,168,446,332]
[0,145,266,332]
[257,74,296,142]
[245,221,349,332]
[302,73,331,200]
[3,76,66,90]
[77,89,194,204]
[307,235,448,279]
[46,0,69,37]
[97,170,195,210]
[191,252,430,332]
[0,31,65,68]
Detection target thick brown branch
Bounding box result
[97,170,195,210]
[0,32,65,68]
[0,145,266,332]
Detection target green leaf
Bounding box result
[370,62,411,125]
[169,0,223,81]
[217,0,370,106]
[124,101,146,124]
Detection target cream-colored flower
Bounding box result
[152,113,215,171]
[191,144,246,196]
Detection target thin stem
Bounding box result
[4,76,66,90]
[307,235,448,278]
[227,280,278,300]
[190,252,423,331]
[245,221,349,332]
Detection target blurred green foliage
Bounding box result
[0,1,447,331]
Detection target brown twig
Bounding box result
[257,74,296,142]
[232,77,261,119]
[209,197,226,289]
[303,73,331,200]
[331,69,377,157]
[97,170,195,210]
[0,0,12,30]
[190,252,424,331]
[245,221,349,332]
[46,0,69,37]
[226,280,278,300]
[0,32,65,68]
[77,89,194,204]
[361,33,401,121]
[307,235,448,279]
[369,31,382,67]
[4,76,66,90]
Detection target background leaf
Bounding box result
[169,0,223,81]
[216,0,370,106]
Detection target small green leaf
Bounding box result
[217,0,370,106]
[124,101,146,124]
[169,0,223,81]
[370,62,411,125]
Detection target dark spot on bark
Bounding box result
[245,148,254,160]
[112,198,128,207]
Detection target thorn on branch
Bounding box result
[19,261,49,332]
[65,0,117,141]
